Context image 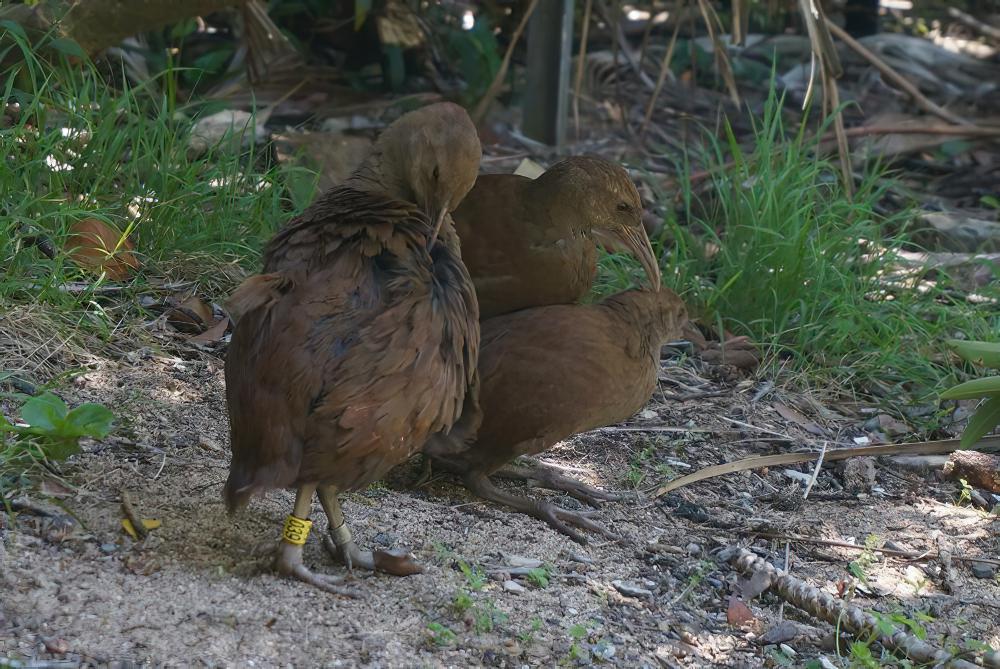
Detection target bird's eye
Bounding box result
[433,165,441,180]
[617,202,631,212]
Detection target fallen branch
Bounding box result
[947,7,1000,42]
[825,20,971,126]
[472,0,540,125]
[721,546,984,669]
[654,436,1000,497]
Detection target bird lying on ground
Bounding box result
[452,155,662,319]
[223,102,482,593]
[425,288,689,543]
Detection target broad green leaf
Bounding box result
[0,413,12,433]
[42,438,82,462]
[948,340,1000,369]
[940,376,1000,400]
[64,403,115,438]
[47,37,87,59]
[21,392,68,431]
[0,20,29,43]
[355,0,372,30]
[959,395,1000,449]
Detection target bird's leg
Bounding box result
[273,483,356,596]
[317,485,422,577]
[462,472,620,545]
[494,461,629,506]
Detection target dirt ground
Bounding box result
[2,336,998,668]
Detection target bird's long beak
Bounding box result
[595,224,662,291]
[428,202,450,249]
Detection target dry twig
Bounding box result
[572,0,594,138]
[472,0,540,125]
[826,20,971,126]
[641,0,684,136]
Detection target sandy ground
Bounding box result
[2,342,999,668]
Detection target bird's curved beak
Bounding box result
[428,201,450,249]
[595,224,662,292]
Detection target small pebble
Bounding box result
[503,580,526,594]
[100,543,118,554]
[42,637,69,654]
[779,644,796,657]
[593,640,616,660]
[970,561,997,579]
[612,580,653,599]
[685,543,702,556]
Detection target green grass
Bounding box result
[599,87,999,404]
[1,24,302,310]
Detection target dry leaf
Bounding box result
[773,403,827,436]
[166,295,214,334]
[190,316,231,343]
[65,219,140,281]
[513,158,546,179]
[121,518,161,539]
[726,595,755,626]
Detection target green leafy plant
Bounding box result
[451,590,473,615]
[526,566,551,589]
[518,617,543,646]
[941,340,1000,448]
[1,392,114,492]
[457,560,486,591]
[425,621,457,647]
[1,392,114,459]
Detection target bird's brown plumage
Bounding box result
[224,102,482,515]
[453,155,662,319]
[426,288,688,541]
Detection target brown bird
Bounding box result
[425,288,689,542]
[223,102,482,593]
[453,155,663,319]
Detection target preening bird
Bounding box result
[452,155,662,319]
[425,288,689,543]
[224,102,482,593]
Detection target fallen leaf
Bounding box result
[39,478,73,498]
[166,295,214,334]
[65,219,140,281]
[773,403,827,436]
[190,316,231,343]
[513,158,546,179]
[726,595,755,626]
[121,518,161,539]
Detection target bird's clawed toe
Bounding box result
[498,462,629,506]
[322,532,424,577]
[274,541,358,597]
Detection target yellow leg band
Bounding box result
[282,515,312,545]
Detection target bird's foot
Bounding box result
[274,541,358,597]
[322,523,423,577]
[465,473,620,545]
[496,462,630,506]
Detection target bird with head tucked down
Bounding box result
[223,102,482,593]
[452,155,662,319]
